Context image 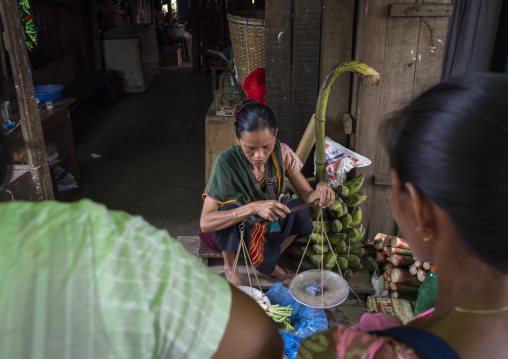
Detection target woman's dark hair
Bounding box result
[0,130,12,189]
[387,72,508,270]
[234,100,277,138]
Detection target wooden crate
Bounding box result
[204,99,236,183]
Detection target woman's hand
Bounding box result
[315,182,336,208]
[252,200,291,222]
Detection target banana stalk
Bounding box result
[315,62,380,184]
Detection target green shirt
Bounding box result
[0,199,231,359]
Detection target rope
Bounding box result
[229,221,263,295]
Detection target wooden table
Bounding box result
[204,98,237,183]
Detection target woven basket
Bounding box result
[227,11,265,85]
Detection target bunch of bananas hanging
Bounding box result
[288,174,367,279]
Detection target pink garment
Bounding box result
[280,143,303,176]
[330,310,436,359]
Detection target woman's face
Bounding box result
[236,128,277,168]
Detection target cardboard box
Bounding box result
[159,48,182,67]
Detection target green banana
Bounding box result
[349,246,365,257]
[344,191,367,207]
[311,232,325,244]
[312,220,330,233]
[346,254,362,269]
[312,243,329,254]
[337,185,349,198]
[324,252,337,269]
[343,268,354,279]
[345,227,359,241]
[336,256,349,270]
[329,232,346,245]
[330,219,343,233]
[292,193,300,199]
[339,214,353,229]
[297,260,317,270]
[351,207,362,226]
[334,239,347,254]
[296,235,311,244]
[308,207,320,220]
[288,246,305,257]
[329,197,347,217]
[344,174,365,195]
[310,254,324,266]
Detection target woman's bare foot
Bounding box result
[224,266,243,286]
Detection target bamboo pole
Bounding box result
[314,61,380,184]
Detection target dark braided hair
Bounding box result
[234,100,277,138]
[387,72,508,270]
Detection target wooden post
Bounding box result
[191,0,200,71]
[0,0,54,200]
[89,0,103,71]
[265,0,293,146]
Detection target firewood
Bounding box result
[383,235,392,247]
[414,260,422,269]
[383,262,395,272]
[392,247,412,256]
[375,240,385,251]
[423,262,431,270]
[389,282,420,295]
[384,246,392,255]
[374,233,389,241]
[391,268,420,286]
[376,251,388,263]
[390,254,414,267]
[417,268,429,282]
[391,291,417,301]
[384,280,390,291]
[409,264,417,275]
[383,271,391,282]
[391,236,410,249]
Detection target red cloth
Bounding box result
[199,229,221,252]
[242,68,266,104]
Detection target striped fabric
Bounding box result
[0,199,231,359]
[248,223,266,268]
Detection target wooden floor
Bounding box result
[69,67,214,238]
[74,67,213,156]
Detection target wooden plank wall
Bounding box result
[291,0,321,149]
[319,0,355,146]
[265,0,293,146]
[351,0,452,240]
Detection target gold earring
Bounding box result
[415,227,434,241]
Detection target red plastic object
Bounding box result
[243,68,266,104]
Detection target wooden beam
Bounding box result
[265,0,293,146]
[89,0,103,71]
[389,5,453,17]
[0,0,54,199]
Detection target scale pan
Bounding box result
[289,269,349,308]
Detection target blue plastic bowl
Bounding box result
[34,84,64,102]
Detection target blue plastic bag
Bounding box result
[265,283,328,338]
[280,332,301,359]
[294,306,328,339]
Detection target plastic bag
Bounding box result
[266,283,328,338]
[294,306,328,339]
[280,332,301,359]
[266,282,302,319]
[315,137,371,187]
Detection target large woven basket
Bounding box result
[227,11,265,85]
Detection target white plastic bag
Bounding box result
[315,137,371,188]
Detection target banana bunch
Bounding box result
[287,174,368,278]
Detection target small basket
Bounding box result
[227,11,265,85]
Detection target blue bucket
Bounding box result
[34,84,64,102]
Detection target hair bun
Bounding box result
[241,99,257,108]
